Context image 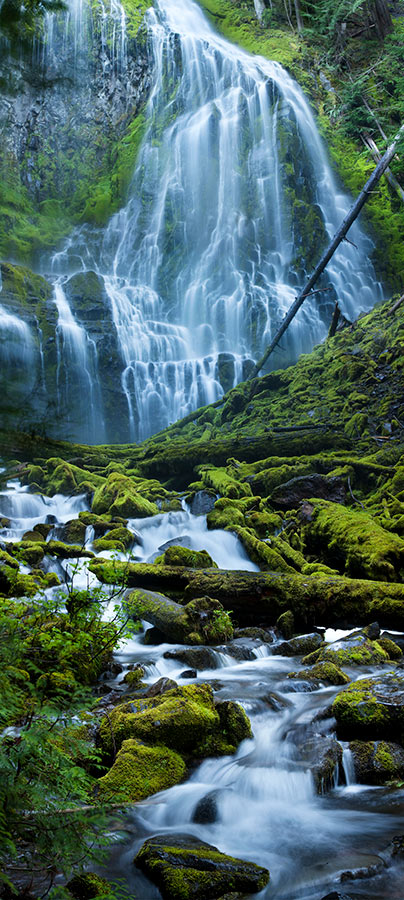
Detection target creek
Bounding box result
[1,477,404,899]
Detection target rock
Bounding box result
[144,677,178,697]
[92,472,159,518]
[320,893,354,900]
[378,635,403,659]
[271,474,345,509]
[381,631,404,652]
[216,639,257,661]
[332,671,404,741]
[261,691,292,711]
[234,627,273,643]
[98,683,252,759]
[302,630,389,668]
[164,647,220,670]
[158,534,193,551]
[179,669,197,679]
[155,545,218,568]
[134,833,270,899]
[191,791,219,824]
[67,873,112,899]
[272,632,323,657]
[97,739,186,801]
[297,733,343,793]
[349,739,404,783]
[122,666,145,687]
[287,662,350,686]
[59,518,87,545]
[189,490,217,516]
[276,609,295,639]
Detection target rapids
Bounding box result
[1,477,404,899]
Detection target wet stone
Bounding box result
[179,669,197,679]
[164,646,220,670]
[272,632,323,657]
[191,791,219,824]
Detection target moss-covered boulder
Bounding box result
[287,662,350,686]
[155,546,218,568]
[59,518,87,545]
[332,671,404,741]
[349,740,404,784]
[92,472,159,518]
[272,632,323,657]
[67,872,112,900]
[302,631,389,668]
[302,499,404,582]
[97,739,186,801]
[199,464,253,499]
[135,833,269,899]
[98,683,251,759]
[271,474,345,509]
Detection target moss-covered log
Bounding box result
[90,559,404,629]
[124,589,233,644]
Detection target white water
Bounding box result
[44,0,382,441]
[2,476,404,898]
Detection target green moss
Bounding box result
[332,672,404,741]
[302,634,388,668]
[154,546,218,568]
[67,872,112,900]
[92,472,159,518]
[97,738,186,801]
[287,661,350,685]
[199,464,253,499]
[377,637,402,660]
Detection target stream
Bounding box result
[1,477,404,899]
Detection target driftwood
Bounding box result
[388,293,404,316]
[249,121,404,379]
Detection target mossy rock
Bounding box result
[60,518,87,545]
[206,505,245,530]
[98,683,250,759]
[199,464,252,499]
[122,666,145,687]
[102,525,135,549]
[155,546,218,568]
[135,833,269,899]
[67,872,112,900]
[272,632,323,657]
[92,472,159,518]
[12,540,46,566]
[349,739,404,784]
[287,661,350,686]
[46,540,94,559]
[302,632,389,668]
[276,609,295,638]
[97,739,186,801]
[332,671,404,742]
[377,637,403,660]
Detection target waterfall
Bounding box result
[48,0,382,442]
[53,281,106,443]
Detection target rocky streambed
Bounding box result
[2,470,404,900]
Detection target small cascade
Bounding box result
[341,742,357,787]
[53,281,105,443]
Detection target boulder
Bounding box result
[97,739,186,801]
[332,671,404,741]
[92,472,159,518]
[98,683,251,759]
[302,630,389,668]
[349,739,404,784]
[188,490,217,516]
[287,662,350,686]
[272,633,323,657]
[134,833,269,899]
[164,647,221,670]
[297,733,343,793]
[192,791,219,824]
[125,589,233,645]
[271,474,345,509]
[155,545,218,568]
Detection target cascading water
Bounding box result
[45,0,383,442]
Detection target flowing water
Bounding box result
[2,478,404,899]
[1,0,383,442]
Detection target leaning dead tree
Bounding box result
[249,121,404,380]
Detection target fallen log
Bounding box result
[123,588,234,644]
[89,560,404,630]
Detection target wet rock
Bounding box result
[298,733,343,793]
[98,683,252,759]
[271,474,345,509]
[287,662,350,686]
[379,632,404,657]
[261,691,292,711]
[67,873,112,899]
[99,662,123,681]
[134,833,270,899]
[179,669,197,679]
[155,545,218,568]
[158,534,193,551]
[164,646,220,670]
[234,627,273,643]
[349,740,404,784]
[216,639,257,661]
[276,609,295,639]
[144,677,178,697]
[272,632,323,657]
[126,590,233,645]
[189,491,217,516]
[340,858,386,881]
[332,671,404,742]
[192,791,219,824]
[320,893,354,899]
[59,518,87,545]
[302,630,389,668]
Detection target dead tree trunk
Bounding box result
[249,121,404,380]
